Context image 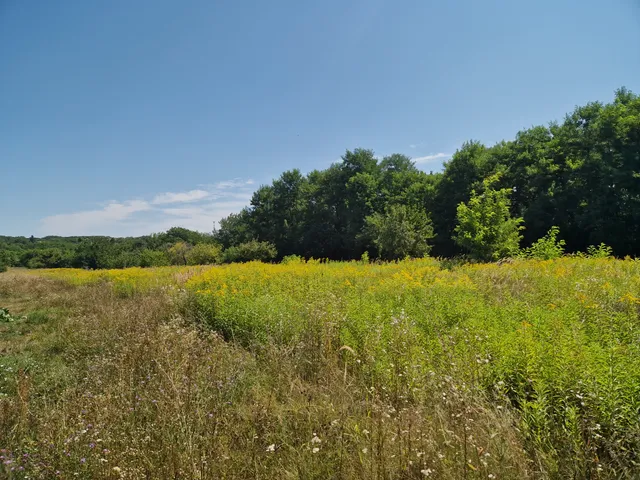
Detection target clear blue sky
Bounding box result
[2,0,639,236]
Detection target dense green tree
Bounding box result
[363,205,434,260]
[250,170,307,257]
[214,210,254,249]
[221,240,277,263]
[432,141,491,256]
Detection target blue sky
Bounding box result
[1,0,639,237]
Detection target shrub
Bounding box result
[139,249,170,267]
[521,226,565,260]
[281,254,304,265]
[587,242,613,258]
[453,178,524,261]
[167,242,192,266]
[363,204,434,261]
[221,240,277,263]
[186,243,222,265]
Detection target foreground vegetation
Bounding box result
[2,257,640,478]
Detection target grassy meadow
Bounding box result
[1,257,640,478]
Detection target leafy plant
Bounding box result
[587,242,613,258]
[221,240,277,263]
[521,226,565,260]
[167,241,192,266]
[363,204,434,260]
[453,177,524,261]
[186,243,222,265]
[282,254,304,265]
[0,307,19,323]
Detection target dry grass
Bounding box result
[0,271,537,479]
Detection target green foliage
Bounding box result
[521,226,565,260]
[587,243,613,258]
[26,309,54,325]
[167,241,192,266]
[5,257,640,477]
[185,243,222,265]
[221,240,277,263]
[453,179,524,261]
[139,249,170,267]
[214,210,254,249]
[0,307,19,323]
[0,227,211,270]
[2,88,639,266]
[180,257,640,476]
[164,227,214,246]
[212,88,640,260]
[363,204,434,260]
[0,249,10,272]
[281,254,304,265]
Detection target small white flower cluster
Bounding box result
[311,433,321,453]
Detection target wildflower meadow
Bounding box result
[1,257,639,478]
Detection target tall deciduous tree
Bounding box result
[364,205,435,260]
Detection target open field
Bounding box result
[1,258,640,479]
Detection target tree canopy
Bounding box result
[2,88,638,268]
[215,88,640,260]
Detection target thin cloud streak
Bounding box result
[412,153,451,164]
[152,189,210,205]
[39,180,255,237]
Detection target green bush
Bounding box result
[221,240,277,263]
[521,226,565,260]
[453,178,524,261]
[139,249,170,267]
[167,242,191,266]
[281,254,304,265]
[587,242,613,258]
[186,243,222,265]
[363,204,434,261]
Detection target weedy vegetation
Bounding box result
[1,257,640,478]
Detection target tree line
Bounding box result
[0,228,278,271]
[1,88,637,270]
[216,88,639,260]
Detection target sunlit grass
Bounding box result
[2,257,640,478]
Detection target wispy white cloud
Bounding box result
[40,200,152,236]
[152,189,210,205]
[39,180,255,237]
[200,179,254,190]
[412,153,451,164]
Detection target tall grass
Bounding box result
[2,257,639,478]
